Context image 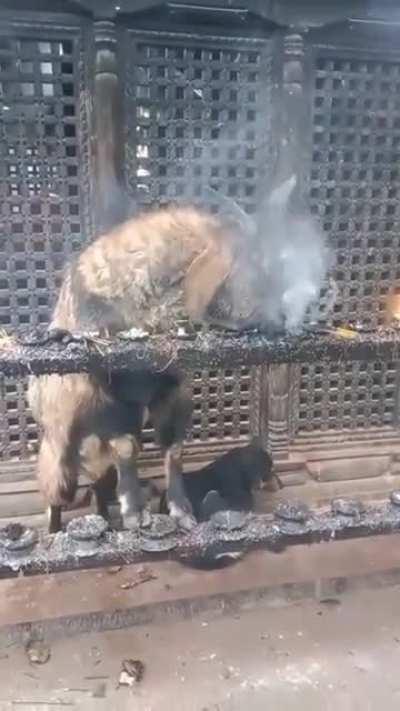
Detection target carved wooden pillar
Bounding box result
[265,362,290,456]
[264,31,307,458]
[93,18,127,234]
[278,32,309,191]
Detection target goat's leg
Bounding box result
[109,435,151,529]
[93,488,109,520]
[150,388,196,531]
[48,506,62,534]
[164,442,196,530]
[37,436,78,534]
[92,466,118,520]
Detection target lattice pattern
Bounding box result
[125,33,273,448]
[0,26,90,460]
[297,53,400,434]
[311,56,400,327]
[125,36,273,212]
[140,366,260,452]
[296,361,397,433]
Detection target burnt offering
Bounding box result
[274,500,310,523]
[66,515,109,558]
[210,510,249,532]
[390,490,400,507]
[67,514,109,541]
[138,514,178,553]
[140,514,177,540]
[0,525,38,553]
[331,498,366,518]
[0,524,39,572]
[2,523,25,542]
[273,501,311,537]
[139,537,177,553]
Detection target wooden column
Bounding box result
[93,18,127,234]
[265,31,308,458]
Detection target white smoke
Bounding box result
[254,174,329,333]
[204,175,330,333]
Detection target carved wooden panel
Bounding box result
[0,20,91,460]
[295,48,400,435]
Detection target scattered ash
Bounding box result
[140,514,177,540]
[3,326,400,377]
[66,514,109,541]
[210,510,250,532]
[274,500,311,523]
[331,498,366,518]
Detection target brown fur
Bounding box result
[28,205,242,532]
[53,204,235,334]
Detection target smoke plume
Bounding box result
[254,174,329,333]
[206,174,330,334]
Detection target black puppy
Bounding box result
[159,443,282,521]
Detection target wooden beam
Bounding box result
[1,328,400,377]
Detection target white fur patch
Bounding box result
[119,493,131,515]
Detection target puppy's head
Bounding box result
[241,442,283,493]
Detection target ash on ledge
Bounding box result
[1,494,400,578]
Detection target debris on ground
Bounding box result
[318,598,341,606]
[119,565,157,590]
[25,640,51,665]
[106,566,123,575]
[220,665,240,680]
[200,653,217,662]
[89,646,102,666]
[92,682,107,698]
[118,659,145,688]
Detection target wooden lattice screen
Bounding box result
[0,2,399,510]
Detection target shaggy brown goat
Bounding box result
[27,204,263,533]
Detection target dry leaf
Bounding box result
[25,640,51,665]
[118,670,135,688]
[118,659,145,687]
[119,567,156,590]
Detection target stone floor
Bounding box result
[1,584,400,710]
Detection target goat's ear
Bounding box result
[184,246,233,321]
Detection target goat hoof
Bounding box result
[124,508,152,531]
[177,512,197,531]
[140,508,152,529]
[169,505,197,532]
